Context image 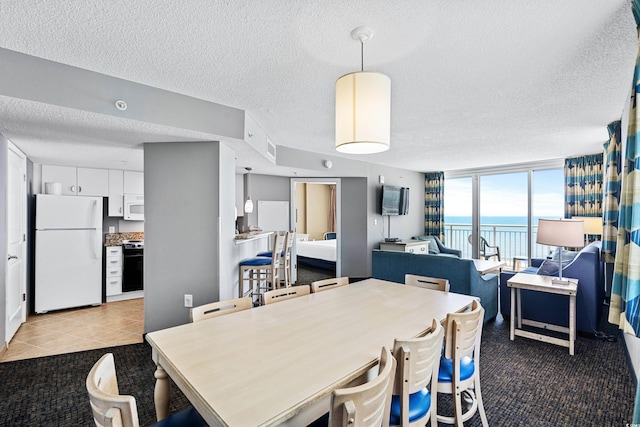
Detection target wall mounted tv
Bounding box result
[381,185,410,215]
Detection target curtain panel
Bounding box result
[602,120,622,263]
[424,172,445,241]
[564,154,604,218]
[609,17,640,338]
[328,184,336,232]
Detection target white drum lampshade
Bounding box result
[335,71,391,154]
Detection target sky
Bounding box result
[444,168,564,218]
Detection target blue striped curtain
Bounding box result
[609,0,640,339]
[564,154,604,218]
[424,172,444,242]
[602,121,622,263]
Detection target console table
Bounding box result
[379,240,428,254]
[507,273,578,355]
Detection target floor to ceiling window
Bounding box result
[444,162,564,267]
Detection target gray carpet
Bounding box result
[0,304,634,426]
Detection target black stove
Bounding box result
[123,240,144,249]
[122,240,143,292]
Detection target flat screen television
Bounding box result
[381,185,402,215]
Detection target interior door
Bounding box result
[6,142,26,344]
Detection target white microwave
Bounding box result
[123,194,144,221]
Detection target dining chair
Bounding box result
[86,353,207,427]
[239,232,285,304]
[263,284,310,305]
[389,319,444,427]
[189,296,252,322]
[329,346,397,427]
[436,299,488,427]
[311,276,349,293]
[404,274,450,292]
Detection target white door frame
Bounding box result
[290,178,341,283]
[6,141,27,345]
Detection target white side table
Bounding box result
[507,273,578,355]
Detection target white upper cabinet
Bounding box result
[42,165,108,196]
[108,170,124,217]
[124,171,144,194]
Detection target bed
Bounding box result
[296,239,336,270]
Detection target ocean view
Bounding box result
[445,216,547,226]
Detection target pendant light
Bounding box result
[244,167,254,214]
[335,26,391,154]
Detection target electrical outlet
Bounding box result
[184,294,193,308]
[374,218,378,226]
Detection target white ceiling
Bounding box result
[0,1,637,176]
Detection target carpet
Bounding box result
[0,306,634,426]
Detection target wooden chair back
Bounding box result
[190,297,252,322]
[405,274,450,292]
[392,319,444,427]
[311,277,349,293]
[443,299,484,361]
[263,285,310,305]
[271,232,286,268]
[86,353,139,427]
[329,346,397,427]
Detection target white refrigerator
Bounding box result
[35,194,103,313]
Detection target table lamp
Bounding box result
[536,218,584,285]
[571,216,603,245]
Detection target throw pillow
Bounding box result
[427,238,440,254]
[537,259,571,276]
[550,248,579,263]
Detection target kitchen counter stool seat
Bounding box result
[239,233,285,304]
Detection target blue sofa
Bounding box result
[411,235,462,257]
[499,241,604,335]
[371,249,498,323]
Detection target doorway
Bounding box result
[290,178,341,284]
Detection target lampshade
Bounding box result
[335,71,391,154]
[536,219,585,248]
[571,216,603,235]
[244,198,254,214]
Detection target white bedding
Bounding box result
[296,239,336,262]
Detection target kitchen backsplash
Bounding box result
[105,232,144,246]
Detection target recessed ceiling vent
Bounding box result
[266,139,276,159]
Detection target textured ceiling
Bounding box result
[0,1,637,175]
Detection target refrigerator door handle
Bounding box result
[92,199,101,260]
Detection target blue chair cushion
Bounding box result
[256,251,286,257]
[240,256,274,266]
[438,356,475,382]
[150,407,208,427]
[389,388,431,425]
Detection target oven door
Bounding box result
[122,248,144,292]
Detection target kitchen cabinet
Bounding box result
[105,246,123,297]
[42,165,108,196]
[108,170,124,217]
[124,171,144,194]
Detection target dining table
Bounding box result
[145,278,477,426]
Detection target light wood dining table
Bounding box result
[145,278,476,426]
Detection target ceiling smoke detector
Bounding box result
[115,100,128,111]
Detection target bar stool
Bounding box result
[239,233,285,304]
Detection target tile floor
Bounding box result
[0,298,144,363]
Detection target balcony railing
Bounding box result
[444,223,554,269]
